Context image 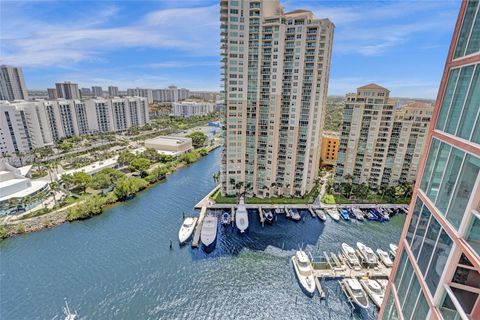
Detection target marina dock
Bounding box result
[191,206,207,248]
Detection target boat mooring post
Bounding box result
[182,212,185,219]
[169,239,173,250]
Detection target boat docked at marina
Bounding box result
[389,243,398,258]
[291,250,316,296]
[314,209,327,221]
[339,208,350,221]
[362,209,378,221]
[263,209,274,224]
[178,217,198,244]
[221,211,231,225]
[351,208,365,221]
[201,215,218,252]
[235,197,249,233]
[360,278,385,308]
[376,249,393,267]
[290,208,301,221]
[341,278,369,309]
[357,242,378,265]
[341,243,361,270]
[326,209,340,221]
[376,279,389,290]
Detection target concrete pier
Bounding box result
[191,206,207,248]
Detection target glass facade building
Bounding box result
[380,1,480,319]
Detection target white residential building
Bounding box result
[173,101,214,117]
[0,65,29,101]
[152,85,189,102]
[126,88,153,104]
[220,0,334,197]
[108,86,119,97]
[91,86,104,97]
[55,81,80,99]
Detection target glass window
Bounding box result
[454,0,479,58]
[425,230,453,294]
[466,4,480,55]
[452,266,480,289]
[411,292,429,320]
[394,250,408,289]
[436,70,460,131]
[417,216,441,275]
[473,114,480,144]
[420,138,440,192]
[426,142,451,201]
[406,198,423,245]
[458,64,480,140]
[451,287,478,314]
[466,214,480,255]
[435,148,465,214]
[383,292,399,320]
[401,276,420,319]
[439,291,461,320]
[446,154,480,229]
[445,65,475,135]
[397,260,413,306]
[411,206,431,258]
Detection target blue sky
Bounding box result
[0,0,460,98]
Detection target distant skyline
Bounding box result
[0,0,460,98]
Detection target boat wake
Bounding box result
[262,245,297,258]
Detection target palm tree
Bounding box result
[15,151,25,166]
[49,181,59,207]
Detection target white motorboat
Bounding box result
[235,197,249,233]
[221,211,231,225]
[341,278,369,309]
[377,279,389,290]
[342,243,361,270]
[63,300,77,320]
[315,209,327,221]
[263,209,274,224]
[291,250,316,296]
[360,279,385,309]
[352,208,365,221]
[201,215,218,252]
[290,208,301,221]
[377,248,393,267]
[389,243,398,258]
[357,242,378,265]
[326,209,340,221]
[178,217,198,244]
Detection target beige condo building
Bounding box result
[335,84,433,187]
[220,0,334,197]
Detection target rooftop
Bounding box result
[358,83,390,91]
[145,136,192,146]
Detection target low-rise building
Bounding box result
[320,131,340,166]
[144,136,192,156]
[172,101,214,117]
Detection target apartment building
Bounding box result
[335,85,433,187]
[380,1,480,319]
[126,88,153,103]
[152,85,189,102]
[189,91,219,102]
[173,101,214,117]
[220,0,334,197]
[0,65,29,101]
[91,86,104,97]
[55,81,80,99]
[47,88,58,100]
[108,86,119,97]
[320,131,339,166]
[0,97,149,155]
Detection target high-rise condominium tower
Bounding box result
[335,84,433,187]
[108,86,119,97]
[220,0,334,197]
[55,81,80,100]
[0,65,29,101]
[380,1,480,319]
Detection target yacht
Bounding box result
[339,208,350,221]
[357,242,378,265]
[178,217,198,244]
[352,208,365,221]
[389,243,398,258]
[63,300,77,320]
[326,209,340,221]
[201,215,218,252]
[363,209,378,221]
[341,278,369,309]
[263,209,274,224]
[376,248,393,267]
[342,243,361,270]
[291,250,316,296]
[360,278,385,309]
[290,208,301,221]
[314,209,327,221]
[377,279,389,290]
[235,197,249,233]
[221,211,231,225]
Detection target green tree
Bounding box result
[128,158,151,174]
[141,148,161,162]
[71,172,92,193]
[114,177,149,200]
[118,151,137,166]
[186,131,207,148]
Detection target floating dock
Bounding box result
[191,206,207,248]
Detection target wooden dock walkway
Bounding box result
[191,206,207,248]
[258,206,265,224]
[314,276,326,299]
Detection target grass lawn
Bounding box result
[211,189,312,204]
[322,193,410,205]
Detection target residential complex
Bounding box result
[220,0,334,197]
[335,84,433,187]
[91,86,104,97]
[0,96,149,155]
[152,85,190,102]
[55,81,80,99]
[173,101,214,117]
[380,1,480,319]
[189,91,219,102]
[127,88,153,104]
[108,86,119,97]
[0,65,29,101]
[320,131,339,166]
[47,88,58,100]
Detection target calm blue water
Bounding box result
[1,148,405,320]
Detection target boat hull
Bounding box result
[291,257,316,297]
